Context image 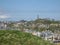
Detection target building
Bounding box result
[0,22,7,30]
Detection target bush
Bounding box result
[0,30,54,45]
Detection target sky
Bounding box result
[0,0,60,21]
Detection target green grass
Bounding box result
[0,30,54,45]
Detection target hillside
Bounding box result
[0,30,54,45]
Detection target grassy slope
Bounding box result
[0,30,54,45]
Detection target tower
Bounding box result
[37,14,39,19]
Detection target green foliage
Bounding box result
[7,23,14,27]
[0,30,54,45]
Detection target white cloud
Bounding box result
[0,14,10,19]
[0,10,11,19]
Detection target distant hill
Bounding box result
[0,30,54,45]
